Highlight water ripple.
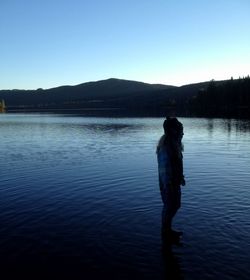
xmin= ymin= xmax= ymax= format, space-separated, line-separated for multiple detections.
xmin=0 ymin=115 xmax=250 ymax=279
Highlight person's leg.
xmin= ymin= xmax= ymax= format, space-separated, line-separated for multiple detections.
xmin=170 ymin=188 xmax=181 ymax=217
xmin=161 ymin=203 xmax=180 ymax=244
xmin=161 ymin=184 xmax=182 ymax=236
xmin=170 ymin=186 xmax=182 ymax=236
xmin=162 ymin=203 xmax=172 ymax=233
xmin=161 ymin=184 xmax=173 ymax=235
xmin=161 ymin=184 xmax=176 ymax=235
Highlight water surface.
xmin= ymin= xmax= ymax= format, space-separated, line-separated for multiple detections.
xmin=0 ymin=114 xmax=250 ymax=279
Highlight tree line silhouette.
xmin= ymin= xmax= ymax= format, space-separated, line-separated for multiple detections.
xmin=0 ymin=77 xmax=249 ymax=118
xmin=188 ymin=76 xmax=250 ymax=118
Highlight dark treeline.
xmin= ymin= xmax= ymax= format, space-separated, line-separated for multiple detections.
xmin=0 ymin=77 xmax=249 ymax=118
xmin=188 ymin=76 xmax=250 ymax=118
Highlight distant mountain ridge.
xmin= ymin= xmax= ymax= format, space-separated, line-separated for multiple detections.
xmin=73 ymin=78 xmax=174 ymax=91
xmin=0 ymin=77 xmax=249 ymax=118
xmin=45 ymin=78 xmax=175 ymax=100
xmin=0 ymin=78 xmax=176 ymax=110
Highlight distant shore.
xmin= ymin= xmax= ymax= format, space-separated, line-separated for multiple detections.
xmin=1 ymin=77 xmax=250 ymax=119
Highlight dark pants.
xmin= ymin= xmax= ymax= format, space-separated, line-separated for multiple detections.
xmin=160 ymin=181 xmax=181 ymax=231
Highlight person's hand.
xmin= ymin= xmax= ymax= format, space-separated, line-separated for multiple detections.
xmin=181 ymin=178 xmax=186 ymax=186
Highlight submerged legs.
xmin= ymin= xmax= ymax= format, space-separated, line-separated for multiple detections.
xmin=161 ymin=185 xmax=182 ymax=241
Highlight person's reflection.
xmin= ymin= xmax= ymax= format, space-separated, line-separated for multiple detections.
xmin=161 ymin=236 xmax=183 ymax=280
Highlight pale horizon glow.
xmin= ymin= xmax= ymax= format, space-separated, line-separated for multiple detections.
xmin=0 ymin=0 xmax=249 ymax=90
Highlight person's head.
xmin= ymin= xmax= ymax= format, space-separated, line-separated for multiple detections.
xmin=163 ymin=117 xmax=184 ymax=142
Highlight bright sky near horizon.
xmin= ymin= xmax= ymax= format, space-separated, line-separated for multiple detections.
xmin=0 ymin=0 xmax=249 ymax=90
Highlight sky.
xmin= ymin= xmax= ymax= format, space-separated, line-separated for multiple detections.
xmin=0 ymin=0 xmax=249 ymax=90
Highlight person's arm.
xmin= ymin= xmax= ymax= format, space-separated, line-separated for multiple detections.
xmin=171 ymin=154 xmax=185 ymax=187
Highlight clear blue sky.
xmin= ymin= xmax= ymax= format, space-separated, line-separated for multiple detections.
xmin=0 ymin=0 xmax=249 ymax=89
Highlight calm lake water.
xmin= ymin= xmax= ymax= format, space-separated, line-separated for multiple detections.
xmin=0 ymin=114 xmax=250 ymax=279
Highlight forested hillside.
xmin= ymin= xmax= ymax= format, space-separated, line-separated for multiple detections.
xmin=189 ymin=77 xmax=250 ymax=118
xmin=0 ymin=77 xmax=249 ymax=118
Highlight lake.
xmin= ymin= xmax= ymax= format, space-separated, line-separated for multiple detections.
xmin=0 ymin=114 xmax=249 ymax=279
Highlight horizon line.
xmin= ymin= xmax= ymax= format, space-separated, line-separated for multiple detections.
xmin=1 ymin=75 xmax=249 ymax=91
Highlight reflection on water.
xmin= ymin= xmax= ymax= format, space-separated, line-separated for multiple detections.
xmin=162 ymin=240 xmax=183 ymax=280
xmin=0 ymin=114 xmax=250 ymax=279
xmin=205 ymin=118 xmax=250 ymax=135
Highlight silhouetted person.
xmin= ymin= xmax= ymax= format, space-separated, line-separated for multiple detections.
xmin=156 ymin=117 xmax=185 ymax=242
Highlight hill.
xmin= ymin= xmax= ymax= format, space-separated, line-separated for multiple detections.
xmin=0 ymin=78 xmax=175 ymax=116
xmin=0 ymin=77 xmax=249 ymax=118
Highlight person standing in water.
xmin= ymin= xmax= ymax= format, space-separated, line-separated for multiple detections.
xmin=156 ymin=117 xmax=185 ymax=241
